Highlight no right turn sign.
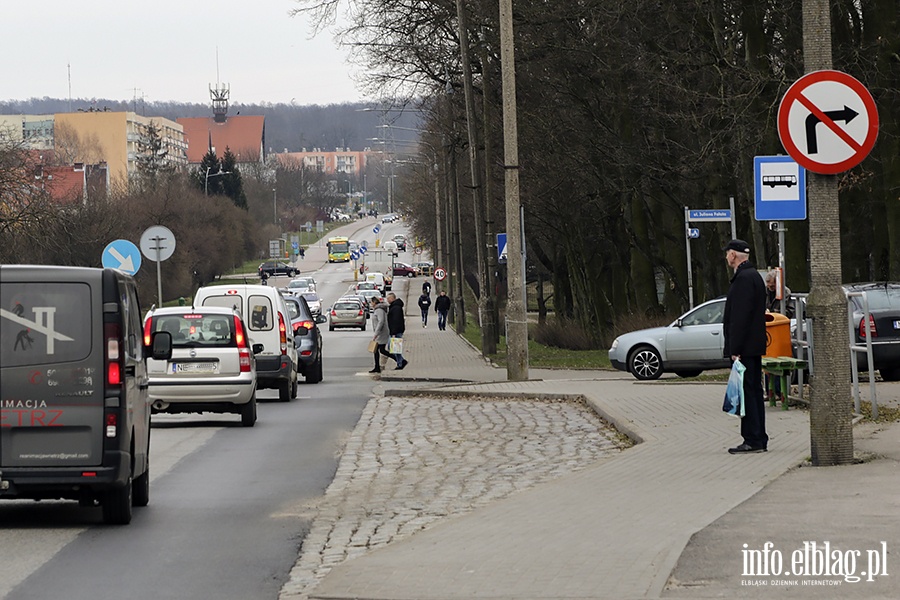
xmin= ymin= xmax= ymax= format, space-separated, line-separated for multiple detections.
xmin=777 ymin=70 xmax=878 ymax=175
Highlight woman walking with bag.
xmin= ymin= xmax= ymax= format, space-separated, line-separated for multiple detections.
xmin=368 ymin=297 xmax=394 ymax=373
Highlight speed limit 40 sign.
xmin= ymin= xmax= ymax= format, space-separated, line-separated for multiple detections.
xmin=433 ymin=267 xmax=447 ymax=281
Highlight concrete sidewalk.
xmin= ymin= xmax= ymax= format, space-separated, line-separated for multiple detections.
xmin=294 ymin=275 xmax=899 ymax=599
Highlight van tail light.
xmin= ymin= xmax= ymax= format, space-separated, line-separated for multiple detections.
xmin=105 ymin=412 xmax=117 ymax=438
xmin=143 ymin=318 xmax=152 ymax=346
xmin=104 ymin=322 xmax=123 ymax=387
xmin=233 ymin=315 xmax=247 ymax=348
xmin=859 ymin=315 xmax=878 ymax=338
xmin=278 ymin=312 xmax=287 ymax=355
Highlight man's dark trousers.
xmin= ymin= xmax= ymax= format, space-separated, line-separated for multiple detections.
xmin=740 ymin=355 xmax=768 ymax=449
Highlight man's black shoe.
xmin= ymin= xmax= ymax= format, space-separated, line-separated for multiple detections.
xmin=396 ymin=360 xmax=408 ymax=370
xmin=368 ymin=369 xmax=381 ymax=374
xmin=728 ymin=444 xmax=767 ymax=454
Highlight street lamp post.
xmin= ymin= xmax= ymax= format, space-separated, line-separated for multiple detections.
xmin=272 ymin=188 xmax=277 ymax=225
xmin=205 ymin=167 xmax=232 ymax=196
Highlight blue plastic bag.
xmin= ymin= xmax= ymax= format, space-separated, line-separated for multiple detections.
xmin=723 ymin=360 xmax=746 ymax=418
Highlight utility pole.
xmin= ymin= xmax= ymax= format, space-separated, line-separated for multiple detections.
xmin=499 ymin=0 xmax=527 ymax=380
xmin=802 ymin=0 xmax=853 ymax=465
xmin=455 ymin=0 xmax=496 ymax=355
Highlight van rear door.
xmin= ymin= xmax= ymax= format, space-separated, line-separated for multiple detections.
xmin=1 ymin=278 xmax=105 ymax=468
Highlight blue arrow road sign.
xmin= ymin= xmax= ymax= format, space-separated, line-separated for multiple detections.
xmin=360 ymin=245 xmax=368 ymax=254
xmin=350 ymin=251 xmax=360 ymax=261
xmin=373 ymin=225 xmax=381 ymax=234
xmin=754 ymin=155 xmax=806 ymax=221
xmin=102 ymin=239 xmax=141 ymax=275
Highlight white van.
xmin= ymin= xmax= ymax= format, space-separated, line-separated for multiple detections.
xmin=193 ymin=284 xmax=298 ymax=401
xmin=366 ymin=272 xmax=388 ymax=293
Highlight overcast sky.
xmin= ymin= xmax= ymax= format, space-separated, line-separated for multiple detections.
xmin=0 ymin=1 xmax=363 ymax=106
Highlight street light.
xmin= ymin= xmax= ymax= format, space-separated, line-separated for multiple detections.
xmin=272 ymin=188 xmax=277 ymax=225
xmin=205 ymin=167 xmax=232 ymax=196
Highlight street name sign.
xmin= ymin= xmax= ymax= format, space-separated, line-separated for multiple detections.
xmin=778 ymin=70 xmax=878 ymax=174
xmin=687 ymin=209 xmax=731 ymax=222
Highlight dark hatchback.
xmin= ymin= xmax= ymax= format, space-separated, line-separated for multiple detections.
xmin=844 ymin=282 xmax=900 ymax=381
xmin=282 ymin=294 xmax=326 ymax=383
xmin=259 ymin=261 xmax=299 ymax=278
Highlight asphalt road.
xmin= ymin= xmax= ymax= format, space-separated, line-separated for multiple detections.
xmin=0 ymin=260 xmax=379 ymax=600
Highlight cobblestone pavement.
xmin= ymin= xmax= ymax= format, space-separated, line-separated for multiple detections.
xmin=279 ymin=394 xmax=627 ymax=599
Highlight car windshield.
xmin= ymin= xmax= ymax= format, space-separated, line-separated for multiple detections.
xmin=335 ymin=302 xmax=359 ymax=311
xmin=288 ymin=280 xmax=308 ymax=288
xmin=848 ymin=286 xmax=900 ymax=311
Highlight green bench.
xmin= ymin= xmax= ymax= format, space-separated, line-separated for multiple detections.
xmin=761 ymin=356 xmax=809 ymax=410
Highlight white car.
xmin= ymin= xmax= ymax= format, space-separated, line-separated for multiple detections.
xmin=144 ymin=306 xmax=258 ymax=426
xmin=608 ymin=298 xmax=730 ymax=380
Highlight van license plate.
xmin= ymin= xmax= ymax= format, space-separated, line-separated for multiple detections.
xmin=172 ymin=362 xmax=217 ymax=374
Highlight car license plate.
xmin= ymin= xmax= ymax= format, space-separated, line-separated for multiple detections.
xmin=172 ymin=362 xmax=217 ymax=374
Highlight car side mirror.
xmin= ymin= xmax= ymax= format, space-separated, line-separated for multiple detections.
xmin=252 ymin=343 xmax=264 ymax=355
xmin=316 ymin=314 xmax=327 ymax=324
xmin=151 ymin=331 xmax=173 ymax=361
xmin=675 ymin=318 xmax=684 ymax=327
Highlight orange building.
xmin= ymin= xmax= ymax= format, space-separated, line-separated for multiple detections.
xmin=275 ymin=149 xmax=370 ymax=176
xmin=177 ymin=115 xmax=266 ymax=165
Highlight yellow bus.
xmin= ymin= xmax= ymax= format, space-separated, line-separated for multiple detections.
xmin=327 ymin=236 xmax=350 ymax=262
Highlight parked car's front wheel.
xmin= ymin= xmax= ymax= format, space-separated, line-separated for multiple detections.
xmin=628 ymin=346 xmax=663 ymax=380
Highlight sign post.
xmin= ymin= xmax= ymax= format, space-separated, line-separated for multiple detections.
xmin=684 ymin=205 xmax=735 ymax=309
xmin=140 ymin=226 xmax=176 ymax=307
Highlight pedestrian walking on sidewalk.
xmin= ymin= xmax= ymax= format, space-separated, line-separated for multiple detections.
xmin=722 ymin=239 xmax=768 ymax=454
xmin=386 ymin=292 xmax=408 ymax=370
xmin=422 ymin=281 xmax=431 ymax=296
xmin=417 ymin=291 xmax=432 ymax=328
xmin=368 ymin=296 xmax=393 ymax=373
xmin=434 ymin=290 xmax=451 ymax=331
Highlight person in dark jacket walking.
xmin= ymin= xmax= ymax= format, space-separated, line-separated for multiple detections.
xmin=386 ymin=292 xmax=408 ymax=369
xmin=417 ymin=292 xmax=432 ymax=327
xmin=368 ymin=297 xmax=394 ymax=373
xmin=434 ymin=290 xmax=451 ymax=331
xmin=722 ymin=239 xmax=768 ymax=454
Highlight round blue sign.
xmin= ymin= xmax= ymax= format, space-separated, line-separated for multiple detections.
xmin=102 ymin=239 xmax=142 ymax=275
xmin=350 ymin=251 xmax=360 ymax=261
xmin=360 ymin=245 xmax=368 ymax=254
xmin=373 ymin=225 xmax=381 ymax=234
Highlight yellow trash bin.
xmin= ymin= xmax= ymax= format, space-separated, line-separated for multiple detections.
xmin=764 ymin=312 xmax=792 ymax=358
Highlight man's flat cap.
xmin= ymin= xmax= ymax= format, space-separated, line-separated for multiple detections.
xmin=723 ymin=239 xmax=751 ymax=253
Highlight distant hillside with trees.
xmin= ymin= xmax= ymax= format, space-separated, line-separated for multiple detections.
xmin=0 ymin=97 xmax=421 ymax=154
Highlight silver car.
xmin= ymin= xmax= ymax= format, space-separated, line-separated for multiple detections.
xmin=144 ymin=306 xmax=259 ymax=426
xmin=608 ymin=298 xmax=729 ymax=380
xmin=329 ymin=298 xmax=367 ymax=331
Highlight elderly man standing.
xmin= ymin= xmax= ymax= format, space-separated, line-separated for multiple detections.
xmin=722 ymin=239 xmax=768 ymax=454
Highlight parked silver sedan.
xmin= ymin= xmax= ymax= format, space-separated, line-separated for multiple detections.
xmin=608 ymin=298 xmax=729 ymax=380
